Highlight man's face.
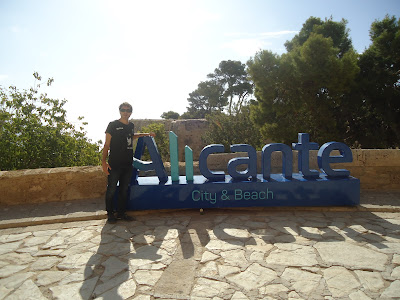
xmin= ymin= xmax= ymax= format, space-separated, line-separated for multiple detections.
xmin=120 ymin=106 xmax=132 ymax=118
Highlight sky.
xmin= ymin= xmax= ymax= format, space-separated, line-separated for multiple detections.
xmin=1 ymin=0 xmax=399 ymax=144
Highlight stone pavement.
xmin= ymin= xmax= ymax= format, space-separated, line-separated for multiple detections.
xmin=0 ymin=191 xmax=400 ymax=299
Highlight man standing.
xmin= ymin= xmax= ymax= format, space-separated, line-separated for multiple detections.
xmin=102 ymin=102 xmax=155 ymax=223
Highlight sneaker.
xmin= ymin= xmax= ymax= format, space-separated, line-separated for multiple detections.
xmin=117 ymin=213 xmax=135 ymax=221
xmin=107 ymin=213 xmax=117 ymax=224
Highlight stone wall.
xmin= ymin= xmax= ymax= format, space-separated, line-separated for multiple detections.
xmin=0 ymin=149 xmax=399 ymax=206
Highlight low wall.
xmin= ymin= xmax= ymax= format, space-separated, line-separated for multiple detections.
xmin=0 ymin=149 xmax=399 ymax=206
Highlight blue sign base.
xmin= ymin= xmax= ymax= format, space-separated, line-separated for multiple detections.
xmin=127 ymin=174 xmax=360 ymax=210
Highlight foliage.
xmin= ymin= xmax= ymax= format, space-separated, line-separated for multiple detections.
xmin=139 ymin=122 xmax=169 ymax=161
xmin=160 ymin=111 xmax=180 ymax=119
xmin=0 ymin=73 xmax=101 ymax=170
xmin=353 ymin=15 xmax=400 ymax=148
xmin=248 ymin=15 xmax=400 ymax=148
xmin=207 ymin=60 xmax=253 ymax=115
xmin=183 ymin=80 xmax=228 ymax=119
xmin=247 ymin=17 xmax=360 ymax=145
xmin=202 ymin=105 xmax=263 ymax=151
xmin=285 ymin=16 xmax=352 ymax=57
xmin=183 ymin=60 xmax=253 ymax=119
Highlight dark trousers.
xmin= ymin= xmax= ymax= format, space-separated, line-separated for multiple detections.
xmin=105 ymin=166 xmax=133 ymax=215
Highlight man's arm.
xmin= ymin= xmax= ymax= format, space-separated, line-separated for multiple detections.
xmin=102 ymin=133 xmax=112 ymax=175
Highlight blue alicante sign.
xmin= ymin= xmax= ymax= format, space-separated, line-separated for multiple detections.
xmin=126 ymin=132 xmax=360 ymax=210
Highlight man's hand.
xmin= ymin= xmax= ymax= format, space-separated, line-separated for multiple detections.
xmin=102 ymin=162 xmax=111 ymax=175
xmin=149 ymin=132 xmax=156 ymax=137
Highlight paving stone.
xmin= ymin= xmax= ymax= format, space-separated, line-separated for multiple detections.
xmin=268 ymin=221 xmax=300 ymax=236
xmin=137 ymin=262 xmax=166 ymax=270
xmin=288 ymin=290 xmax=302 ymax=298
xmin=0 ymin=265 xmax=27 ymax=278
xmin=281 ymin=267 xmax=322 ymax=298
xmin=59 ymin=267 xmax=93 ymax=285
xmin=95 ymin=278 xmax=137 ymax=299
xmin=391 ymin=266 xmax=400 ymax=278
xmin=380 ymin=280 xmax=400 ymax=298
xmin=199 ymin=261 xmax=218 ymax=277
xmin=214 ymin=224 xmax=251 ymax=239
xmin=153 ymin=227 xmax=179 ymax=241
xmin=0 ymin=232 xmax=31 ymax=243
xmin=101 ymin=256 xmax=129 ymax=281
xmin=23 ymin=236 xmax=49 ymax=247
xmin=206 ymin=239 xmax=244 ymax=251
xmin=31 ymin=256 xmax=60 ymax=271
xmin=191 ymin=277 xmax=232 ymax=298
xmin=15 ymin=245 xmax=38 ymax=253
xmin=32 ymin=229 xmax=58 ymax=237
xmin=33 ymin=249 xmax=64 ymax=256
xmin=55 ymin=227 xmax=81 ymax=238
xmin=94 ymin=270 xmax=131 ymax=296
xmin=221 ymin=249 xmax=247 ymax=266
xmin=259 ymin=283 xmax=289 ymax=295
xmin=41 ymin=236 xmax=65 ymax=249
xmin=200 ymin=251 xmax=219 ymax=263
xmin=354 ymin=270 xmax=385 ymax=292
xmin=58 ymin=243 xmax=97 ymax=257
xmin=129 ymin=245 xmax=171 ymax=268
xmin=6 ymin=279 xmax=46 ymax=300
xmin=58 ymin=252 xmax=100 ymax=270
xmin=315 ymin=241 xmax=388 ymax=271
xmin=245 ymin=237 xmax=274 ymax=253
xmin=249 ymin=251 xmax=265 ymax=261
xmin=227 ymin=263 xmax=277 ymax=290
xmin=231 ymin=291 xmax=250 ymax=299
xmin=133 ymin=295 xmax=151 ymax=300
xmin=50 ymin=276 xmax=98 ymax=300
xmin=349 ymin=290 xmax=372 ymax=300
xmin=35 ymin=270 xmax=70 ymax=286
xmin=323 ymin=266 xmax=360 ymax=298
xmin=154 ymin=259 xmax=197 ymax=298
xmin=367 ymin=241 xmax=400 ymax=254
xmin=0 ymin=241 xmax=23 ymax=255
xmin=393 ymin=254 xmax=400 ymax=264
xmin=218 ymin=265 xmax=240 ymax=277
xmin=0 ymin=285 xmax=12 ymax=300
xmin=1 ymin=252 xmax=35 ymax=264
xmin=134 ymin=270 xmax=163 ymax=285
xmin=157 ymin=239 xmax=178 ymax=255
xmin=0 ymin=272 xmax=34 ymax=289
xmin=300 ymin=226 xmax=325 ymax=239
xmin=266 ymin=244 xmax=318 ymax=266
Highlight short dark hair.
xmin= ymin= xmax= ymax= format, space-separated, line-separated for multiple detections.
xmin=119 ymin=102 xmax=132 ymax=111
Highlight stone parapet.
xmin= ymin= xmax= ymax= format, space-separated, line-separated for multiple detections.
xmin=0 ymin=166 xmax=106 ymax=206
xmin=0 ymin=149 xmax=399 ymax=206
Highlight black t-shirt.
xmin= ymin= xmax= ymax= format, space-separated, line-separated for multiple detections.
xmin=106 ymin=120 xmax=135 ymax=168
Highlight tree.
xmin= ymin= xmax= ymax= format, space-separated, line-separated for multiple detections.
xmin=354 ymin=15 xmax=400 ymax=148
xmin=182 ymin=60 xmax=253 ymax=119
xmin=183 ymin=80 xmax=228 ymax=119
xmin=207 ymin=60 xmax=253 ymax=115
xmin=161 ymin=111 xmax=180 ymax=119
xmin=285 ymin=16 xmax=352 ymax=58
xmin=247 ymin=17 xmax=359 ymax=145
xmin=138 ymin=123 xmax=169 ymax=161
xmin=0 ymin=73 xmax=101 ymax=170
xmin=202 ymin=104 xmax=263 ymax=151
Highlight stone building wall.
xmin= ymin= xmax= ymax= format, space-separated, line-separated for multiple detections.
xmin=0 ymin=149 xmax=399 ymax=206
